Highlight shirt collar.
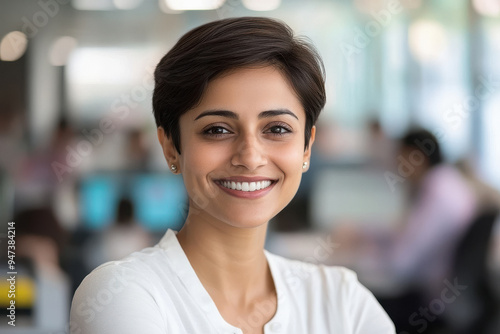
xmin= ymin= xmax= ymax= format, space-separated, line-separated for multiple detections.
xmin=159 ymin=229 xmax=289 ymax=333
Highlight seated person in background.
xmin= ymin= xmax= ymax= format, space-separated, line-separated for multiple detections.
xmin=348 ymin=129 xmax=478 ymax=331
xmin=83 ymin=197 xmax=153 ymax=269
xmin=13 ymin=207 xmax=71 ymax=332
xmin=384 ymin=129 xmax=477 ymax=296
xmin=100 ymin=197 xmax=153 ymax=261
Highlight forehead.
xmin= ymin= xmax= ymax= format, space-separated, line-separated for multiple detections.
xmin=187 ymin=66 xmax=305 ymax=119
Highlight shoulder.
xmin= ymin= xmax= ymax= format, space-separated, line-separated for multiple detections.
xmin=423 ymin=165 xmax=476 ymax=210
xmin=78 ymin=244 xmax=168 ymax=289
xmin=268 ymin=252 xmax=371 ymax=302
xmin=266 ymin=252 xmax=396 ymax=333
xmin=70 ymin=246 xmax=169 ymax=334
xmin=424 ymin=165 xmax=471 ymax=195
xmin=266 ymin=250 xmax=362 ymax=289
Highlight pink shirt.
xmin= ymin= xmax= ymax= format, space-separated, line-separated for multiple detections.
xmin=390 ymin=165 xmax=477 ymax=293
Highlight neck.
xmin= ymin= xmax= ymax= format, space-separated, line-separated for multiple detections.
xmin=176 ymin=210 xmax=273 ymax=306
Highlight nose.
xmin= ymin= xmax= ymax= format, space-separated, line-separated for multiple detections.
xmin=231 ymin=133 xmax=267 ymax=171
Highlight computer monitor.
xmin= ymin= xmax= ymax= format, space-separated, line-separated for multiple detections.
xmin=79 ymin=173 xmax=188 ymax=232
xmin=130 ymin=174 xmax=187 ymax=232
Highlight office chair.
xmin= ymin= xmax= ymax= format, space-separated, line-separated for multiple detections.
xmin=443 ymin=207 xmax=500 ymax=334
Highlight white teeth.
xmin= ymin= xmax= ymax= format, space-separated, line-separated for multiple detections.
xmin=219 ymin=180 xmax=273 ymax=192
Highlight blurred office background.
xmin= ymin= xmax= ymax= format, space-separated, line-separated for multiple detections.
xmin=0 ymin=0 xmax=499 ymax=333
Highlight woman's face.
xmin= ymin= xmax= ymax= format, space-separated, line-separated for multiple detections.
xmin=159 ymin=66 xmax=315 ymax=228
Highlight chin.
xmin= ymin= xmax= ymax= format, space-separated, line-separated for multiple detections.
xmin=226 ymin=214 xmax=273 ymax=229
xmin=217 ymin=207 xmax=278 ymax=229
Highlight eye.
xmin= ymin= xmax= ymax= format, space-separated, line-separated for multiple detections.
xmin=269 ymin=126 xmax=288 ymax=134
xmin=203 ymin=126 xmax=232 ymax=137
xmin=265 ymin=123 xmax=292 ymax=136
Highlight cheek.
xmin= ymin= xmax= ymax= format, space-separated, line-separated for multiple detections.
xmin=179 ymin=141 xmax=228 ymax=195
xmin=269 ymin=143 xmax=305 ymax=211
xmin=179 ymin=154 xmax=213 ymax=211
xmin=182 ymin=140 xmax=232 ymax=172
xmin=271 ymin=142 xmax=305 ymax=177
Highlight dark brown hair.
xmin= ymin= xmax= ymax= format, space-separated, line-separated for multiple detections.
xmin=401 ymin=128 xmax=443 ymax=167
xmin=14 ymin=207 xmax=67 ymax=255
xmin=152 ymin=16 xmax=326 ymax=153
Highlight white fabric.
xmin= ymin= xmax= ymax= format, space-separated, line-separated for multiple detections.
xmin=70 ymin=229 xmax=395 ymax=334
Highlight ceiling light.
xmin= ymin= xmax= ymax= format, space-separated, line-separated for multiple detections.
xmin=408 ymin=20 xmax=447 ymax=63
xmin=72 ymin=0 xmax=115 ymax=11
xmin=472 ymin=0 xmax=500 ymax=17
xmin=0 ymin=31 xmax=28 ymax=62
xmin=163 ymin=0 xmax=225 ymax=11
xmin=113 ymin=0 xmax=143 ymax=10
xmin=242 ymin=0 xmax=280 ymax=11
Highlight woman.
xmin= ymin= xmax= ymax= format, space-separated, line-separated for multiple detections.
xmin=70 ymin=16 xmax=395 ymax=334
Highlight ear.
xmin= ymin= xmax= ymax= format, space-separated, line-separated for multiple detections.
xmin=302 ymin=126 xmax=316 ymax=172
xmin=157 ymin=127 xmax=180 ymax=173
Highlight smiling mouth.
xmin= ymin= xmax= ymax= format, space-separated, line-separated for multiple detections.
xmin=215 ymin=180 xmax=275 ymax=192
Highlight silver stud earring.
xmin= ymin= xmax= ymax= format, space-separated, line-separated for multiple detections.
xmin=170 ymin=164 xmax=177 ymax=173
xmin=302 ymin=162 xmax=308 ymax=169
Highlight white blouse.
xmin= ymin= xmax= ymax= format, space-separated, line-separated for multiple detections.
xmin=70 ymin=229 xmax=395 ymax=334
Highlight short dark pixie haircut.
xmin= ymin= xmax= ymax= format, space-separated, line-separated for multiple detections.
xmin=152 ymin=16 xmax=326 ymax=154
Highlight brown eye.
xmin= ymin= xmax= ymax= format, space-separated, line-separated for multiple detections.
xmin=203 ymin=126 xmax=232 ymax=137
xmin=269 ymin=126 xmax=288 ymax=134
xmin=265 ymin=123 xmax=292 ymax=136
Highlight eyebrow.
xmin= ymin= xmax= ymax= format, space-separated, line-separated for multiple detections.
xmin=194 ymin=108 xmax=298 ymax=121
xmin=194 ymin=109 xmax=238 ymax=120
